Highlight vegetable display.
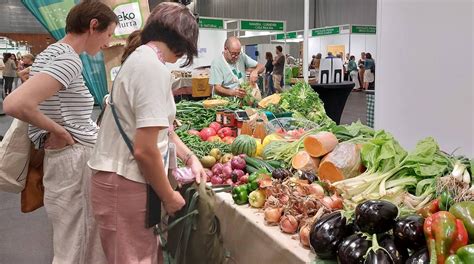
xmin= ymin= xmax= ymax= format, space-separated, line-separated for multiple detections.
xmin=171 ymin=81 xmax=474 ymax=264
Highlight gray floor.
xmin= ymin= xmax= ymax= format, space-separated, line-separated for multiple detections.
xmin=0 ymin=91 xmax=367 ymax=263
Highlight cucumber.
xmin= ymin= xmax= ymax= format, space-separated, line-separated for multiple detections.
xmin=266 ymin=160 xmax=284 ymax=168
xmin=246 ymin=165 xmax=258 ymax=174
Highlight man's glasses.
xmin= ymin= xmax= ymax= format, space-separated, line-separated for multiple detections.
xmin=226 ymin=48 xmax=241 ymax=57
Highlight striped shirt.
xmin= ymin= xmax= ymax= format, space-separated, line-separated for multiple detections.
xmin=28 ymin=43 xmax=98 ymax=148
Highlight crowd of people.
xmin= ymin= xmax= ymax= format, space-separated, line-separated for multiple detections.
xmin=0 ymin=52 xmax=35 ymax=97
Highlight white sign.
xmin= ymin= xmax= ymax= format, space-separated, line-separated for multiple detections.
xmin=113 ymin=1 xmax=143 ymax=37
xmin=110 ymin=66 xmax=121 ymax=81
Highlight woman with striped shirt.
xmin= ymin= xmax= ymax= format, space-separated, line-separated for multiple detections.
xmin=4 ymin=2 xmax=118 ymax=263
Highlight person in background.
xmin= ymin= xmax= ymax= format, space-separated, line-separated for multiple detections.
xmin=326 ymin=52 xmax=334 ymax=58
xmin=3 ymin=2 xmax=118 ymax=263
xmin=264 ymin=51 xmax=274 ymax=95
xmin=88 ymin=3 xmax=204 ymax=263
xmin=2 ymin=53 xmax=16 ymax=97
xmin=314 ymin=53 xmax=322 ymax=70
xmin=0 ymin=55 xmax=4 ymax=87
xmin=209 ymin=36 xmax=265 ymax=98
xmin=11 ymin=54 xmax=20 ymax=90
xmin=272 ymin=45 xmax=285 ymax=93
xmin=363 ymin=53 xmax=375 ymax=90
xmin=285 ymin=53 xmax=296 ymax=65
xmin=18 ymin=53 xmax=35 ymax=82
xmin=121 ymin=30 xmax=142 ymax=64
xmin=348 ymin=55 xmax=360 ymax=91
xmin=309 ymin=55 xmax=316 ymax=70
xmin=358 ymin=52 xmax=366 ymax=85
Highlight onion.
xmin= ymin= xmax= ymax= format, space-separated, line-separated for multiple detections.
xmin=307 ymin=183 xmax=325 ymax=198
xmin=320 ymin=194 xmax=343 ymax=210
xmin=231 ymin=169 xmax=245 ymax=183
xmin=222 ymin=164 xmax=233 ymax=179
xmin=280 ymin=215 xmax=299 ymax=234
xmin=204 ymin=168 xmax=213 ymax=182
xmin=299 ymin=224 xmax=311 ymax=247
xmin=279 ymin=194 xmax=289 ymax=204
xmin=211 ymin=163 xmax=224 ymax=175
xmin=210 ymin=176 xmax=223 ymax=185
xmin=231 ymin=156 xmax=246 ymax=170
xmin=239 ymin=175 xmax=249 ymax=184
xmin=264 ymin=207 xmax=283 ymax=225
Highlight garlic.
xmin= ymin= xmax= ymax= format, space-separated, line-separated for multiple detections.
xmin=463 ymin=170 xmax=471 ymax=184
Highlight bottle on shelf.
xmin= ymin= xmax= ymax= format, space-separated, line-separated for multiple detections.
xmin=253 ymin=119 xmax=267 ymax=142
xmin=240 ymin=120 xmax=253 ymax=136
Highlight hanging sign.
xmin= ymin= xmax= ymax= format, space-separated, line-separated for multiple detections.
xmin=199 ymin=18 xmax=224 ymax=29
xmin=276 ymin=32 xmax=298 ymax=40
xmin=240 ymin=20 xmax=284 ymax=31
xmin=352 ymin=25 xmax=376 ymax=34
xmin=113 ymin=1 xmax=144 ymax=37
xmin=312 ymin=26 xmax=340 ymax=37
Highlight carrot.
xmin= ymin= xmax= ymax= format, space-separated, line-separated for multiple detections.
xmin=303 ymin=131 xmax=338 ymax=157
xmin=318 ymin=142 xmax=362 ymax=183
xmin=291 ymin=151 xmax=316 ymax=172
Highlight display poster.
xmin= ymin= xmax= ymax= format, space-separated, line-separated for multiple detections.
xmin=101 ymin=0 xmax=150 ymax=44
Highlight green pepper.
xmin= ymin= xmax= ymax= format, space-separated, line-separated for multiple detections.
xmin=418 ymin=198 xmax=440 ymax=218
xmin=450 ymin=201 xmax=474 ymax=242
xmin=232 ymin=185 xmax=249 ymax=205
xmin=445 ymin=244 xmax=474 ymax=264
xmin=247 ymin=173 xmax=259 ymax=192
xmin=440 ymin=191 xmax=454 ymax=211
xmin=424 ymin=211 xmax=469 ymax=264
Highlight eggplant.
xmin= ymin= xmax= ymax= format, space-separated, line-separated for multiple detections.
xmin=405 ymin=247 xmax=429 ymax=264
xmin=393 ymin=215 xmax=425 ymax=250
xmin=272 ymin=168 xmax=291 ymax=180
xmin=378 ymin=234 xmax=408 ymax=264
xmin=337 ymin=234 xmax=372 ymax=264
xmin=365 ymin=249 xmax=393 ymax=264
xmin=355 ymin=200 xmax=398 ymax=234
xmin=300 ymin=171 xmax=317 ymax=183
xmin=310 ymin=211 xmax=351 ymax=259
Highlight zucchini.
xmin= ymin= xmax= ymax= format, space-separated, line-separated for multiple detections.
xmin=266 ymin=160 xmax=284 ymax=168
xmin=244 ymin=156 xmax=262 ymax=168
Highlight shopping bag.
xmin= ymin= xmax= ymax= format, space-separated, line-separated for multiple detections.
xmin=21 ymin=145 xmax=44 ymax=213
xmin=0 ymin=119 xmax=31 ymax=193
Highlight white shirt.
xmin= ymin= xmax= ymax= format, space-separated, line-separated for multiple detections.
xmin=88 ymin=45 xmax=175 ymax=183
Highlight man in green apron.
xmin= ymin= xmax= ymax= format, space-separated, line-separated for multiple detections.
xmin=209 ymin=36 xmax=265 ymax=98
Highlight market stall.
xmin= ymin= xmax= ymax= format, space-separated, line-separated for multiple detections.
xmin=174 ymin=80 xmax=474 ymax=264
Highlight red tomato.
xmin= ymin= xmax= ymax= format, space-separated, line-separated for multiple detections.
xmin=217 ymin=127 xmax=233 ymax=138
xmin=209 ymin=122 xmax=222 ymax=133
xmin=199 ymin=128 xmax=216 ymax=141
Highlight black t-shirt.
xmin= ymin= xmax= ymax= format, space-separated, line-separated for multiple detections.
xmin=265 ymin=59 xmax=274 ymax=73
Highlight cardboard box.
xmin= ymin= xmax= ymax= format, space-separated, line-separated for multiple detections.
xmin=102 ymin=44 xmax=125 ymax=92
xmin=191 ymin=77 xmax=211 ymax=97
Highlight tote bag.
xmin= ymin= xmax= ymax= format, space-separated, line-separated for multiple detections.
xmin=0 ymin=119 xmax=31 ymax=193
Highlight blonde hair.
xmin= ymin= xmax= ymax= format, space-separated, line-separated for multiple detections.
xmin=22 ymin=53 xmax=35 ymax=62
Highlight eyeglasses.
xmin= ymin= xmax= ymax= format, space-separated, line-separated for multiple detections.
xmin=226 ymin=48 xmax=241 ymax=57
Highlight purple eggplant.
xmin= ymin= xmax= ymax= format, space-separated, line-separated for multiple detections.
xmin=378 ymin=234 xmax=408 ymax=264
xmin=405 ymin=247 xmax=429 ymax=264
xmin=310 ymin=211 xmax=351 ymax=259
xmin=337 ymin=234 xmax=372 ymax=264
xmin=355 ymin=200 xmax=398 ymax=234
xmin=393 ymin=215 xmax=425 ymax=250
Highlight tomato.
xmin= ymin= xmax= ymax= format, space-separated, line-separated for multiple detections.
xmin=217 ymin=127 xmax=233 ymax=138
xmin=209 ymin=122 xmax=222 ymax=133
xmin=199 ymin=128 xmax=216 ymax=141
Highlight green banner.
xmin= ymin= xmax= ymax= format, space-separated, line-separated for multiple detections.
xmin=352 ymin=25 xmax=376 ymax=34
xmin=240 ymin=20 xmax=284 ymax=31
xmin=312 ymin=26 xmax=340 ymax=37
xmin=199 ymin=18 xmax=224 ymax=29
xmin=276 ymin=32 xmax=297 ymax=40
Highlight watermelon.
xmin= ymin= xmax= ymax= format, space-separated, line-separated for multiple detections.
xmin=231 ymin=135 xmax=257 ymax=157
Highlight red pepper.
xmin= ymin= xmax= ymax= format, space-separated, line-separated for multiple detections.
xmin=424 ymin=211 xmax=469 ymax=264
xmin=418 ymin=198 xmax=440 ymax=218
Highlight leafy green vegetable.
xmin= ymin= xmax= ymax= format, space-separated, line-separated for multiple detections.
xmin=175 ymin=129 xmax=231 ymax=159
xmin=331 ymin=120 xmax=375 ymax=142
xmin=264 ymin=81 xmax=335 ymax=129
xmin=333 ymin=131 xmax=450 ymax=208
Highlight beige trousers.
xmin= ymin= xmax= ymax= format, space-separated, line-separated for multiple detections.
xmin=273 ymin=74 xmax=283 ymax=93
xmin=43 ymin=144 xmax=106 ymax=264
